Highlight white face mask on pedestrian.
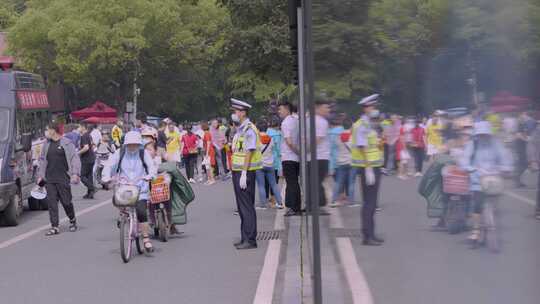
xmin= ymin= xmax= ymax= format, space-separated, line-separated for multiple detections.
xmin=231 ymin=113 xmax=240 ymax=123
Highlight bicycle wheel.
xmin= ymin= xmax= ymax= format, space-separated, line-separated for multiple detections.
xmin=484 ymin=201 xmax=499 ymax=253
xmin=135 ymin=235 xmax=144 ymax=254
xmin=158 ymin=210 xmax=169 ymax=242
xmin=120 ymin=217 xmax=132 ymax=263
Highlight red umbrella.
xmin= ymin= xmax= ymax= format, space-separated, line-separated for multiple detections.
xmin=82 ymin=116 xmax=118 ymax=124
xmin=71 ymin=101 xmax=117 ymax=119
xmin=490 ymin=91 xmax=531 ymax=107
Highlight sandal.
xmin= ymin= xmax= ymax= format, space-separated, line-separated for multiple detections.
xmin=142 ymin=236 xmax=154 ymax=253
xmin=69 ymin=220 xmax=78 ymax=232
xmin=45 ymin=227 xmax=60 ymax=236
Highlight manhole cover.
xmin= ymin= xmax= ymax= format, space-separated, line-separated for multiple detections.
xmin=256 ymin=230 xmax=282 ymax=241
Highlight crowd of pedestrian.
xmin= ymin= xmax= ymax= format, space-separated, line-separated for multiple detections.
xmin=34 ymin=95 xmax=540 ymax=252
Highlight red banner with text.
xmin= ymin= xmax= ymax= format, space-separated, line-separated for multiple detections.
xmin=16 ymin=91 xmax=49 ymax=110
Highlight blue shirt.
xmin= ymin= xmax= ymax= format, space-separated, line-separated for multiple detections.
xmin=64 ymin=132 xmax=80 ymax=149
xmin=329 ymin=126 xmax=344 ymax=173
xmin=267 ymin=128 xmax=282 ymax=172
xmin=103 ymin=148 xmax=157 ymax=200
xmin=460 ymin=139 xmax=513 ymax=191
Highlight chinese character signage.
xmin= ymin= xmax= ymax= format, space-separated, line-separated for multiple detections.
xmin=16 ymin=91 xmax=49 ymax=110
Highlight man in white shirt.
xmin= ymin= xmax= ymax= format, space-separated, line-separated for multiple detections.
xmin=306 ymin=99 xmax=331 ymax=209
xmin=90 ymin=125 xmax=102 ymax=148
xmin=278 ymin=102 xmax=301 ymax=216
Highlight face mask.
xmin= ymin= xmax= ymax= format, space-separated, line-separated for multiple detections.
xmin=142 ymin=138 xmax=152 ymax=146
xmin=369 ymin=110 xmax=380 ymax=118
xmin=231 ymin=113 xmax=240 ymax=123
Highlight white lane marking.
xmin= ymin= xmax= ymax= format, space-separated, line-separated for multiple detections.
xmin=275 ymin=208 xmax=285 ymax=230
xmin=0 ymin=199 xmax=111 ymax=250
xmin=337 ymin=237 xmax=374 ymax=304
xmin=253 ymin=240 xmax=282 ymax=304
xmin=506 ymin=191 xmax=536 ymax=207
xmin=252 ymin=207 xmax=285 ymax=303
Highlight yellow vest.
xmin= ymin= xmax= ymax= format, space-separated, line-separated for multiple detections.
xmin=231 ymin=122 xmax=262 ymax=171
xmin=111 ymin=125 xmax=123 ymax=146
xmin=351 ymin=118 xmax=383 ymax=168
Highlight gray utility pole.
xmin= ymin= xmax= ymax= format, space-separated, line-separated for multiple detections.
xmin=302 ymin=0 xmax=323 ymax=303
xmin=132 ymin=61 xmax=141 ymax=125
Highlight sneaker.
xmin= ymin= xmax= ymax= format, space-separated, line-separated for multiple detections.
xmin=414 ymin=172 xmax=423 ymax=177
xmin=188 ymin=178 xmax=196 ymax=184
xmin=329 ymin=201 xmax=341 ymax=208
xmin=348 ymin=203 xmax=362 ymax=207
xmin=255 ymin=205 xmax=268 ymax=210
xmin=205 ymin=180 xmax=216 ymax=185
xmin=275 ymin=204 xmax=285 ymax=209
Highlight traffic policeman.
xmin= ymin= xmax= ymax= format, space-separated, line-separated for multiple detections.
xmin=351 ymin=94 xmax=385 ymax=246
xmin=230 ymin=98 xmax=263 ymax=250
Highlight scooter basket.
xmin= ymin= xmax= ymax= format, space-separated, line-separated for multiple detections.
xmin=150 ymin=174 xmax=171 ymax=204
xmin=442 ymin=166 xmax=470 ymax=195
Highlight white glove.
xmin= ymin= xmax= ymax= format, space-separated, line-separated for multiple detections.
xmin=366 ymin=167 xmax=375 ymax=186
xmin=239 ymin=170 xmax=248 ymax=190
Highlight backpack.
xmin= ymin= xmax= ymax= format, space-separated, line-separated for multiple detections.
xmin=470 ymin=139 xmax=500 ymax=166
xmin=116 ymin=147 xmax=148 ymax=174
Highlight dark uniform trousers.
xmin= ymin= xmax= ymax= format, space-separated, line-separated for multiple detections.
xmin=46 ymin=183 xmax=76 ymax=227
xmin=232 ymin=171 xmax=257 ymax=245
xmin=358 ymin=167 xmax=382 ymax=240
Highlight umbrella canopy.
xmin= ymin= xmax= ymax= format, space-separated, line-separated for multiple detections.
xmin=71 ymin=101 xmax=117 ymax=119
xmin=82 ymin=116 xmax=118 ymax=124
xmin=490 ymin=91 xmax=531 ymax=107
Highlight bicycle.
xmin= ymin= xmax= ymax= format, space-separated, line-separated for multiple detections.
xmin=472 ymin=194 xmax=499 ymax=253
xmin=150 ymin=173 xmax=172 ymax=243
xmin=112 ymin=177 xmax=147 ymax=263
xmin=471 ymin=173 xmax=504 ymax=253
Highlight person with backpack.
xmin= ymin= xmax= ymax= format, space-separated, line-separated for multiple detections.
xmin=460 ymin=121 xmax=512 ymax=242
xmin=331 ymin=118 xmax=357 ymax=207
xmin=254 ymin=120 xmax=284 ymax=209
xmin=102 ymin=131 xmax=157 ymax=252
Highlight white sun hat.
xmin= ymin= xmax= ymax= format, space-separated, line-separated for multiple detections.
xmin=474 ymin=121 xmax=492 ymax=136
xmin=123 ymin=131 xmax=142 ymax=145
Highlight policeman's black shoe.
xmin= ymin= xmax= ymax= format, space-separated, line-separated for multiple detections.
xmin=233 ymin=240 xmax=244 ymax=247
xmin=362 ymin=239 xmax=382 ymax=246
xmin=235 ymin=242 xmax=258 ymax=250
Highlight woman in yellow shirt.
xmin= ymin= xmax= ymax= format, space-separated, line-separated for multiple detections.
xmin=165 ymin=123 xmax=181 ymax=162
xmin=426 ymin=117 xmax=443 ymax=161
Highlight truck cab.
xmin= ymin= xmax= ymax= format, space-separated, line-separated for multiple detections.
xmin=0 ymin=57 xmax=50 ymax=226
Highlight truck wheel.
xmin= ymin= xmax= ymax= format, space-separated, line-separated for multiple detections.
xmin=1 ymin=193 xmax=22 ymax=226
xmin=28 ymin=197 xmax=40 ymax=211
